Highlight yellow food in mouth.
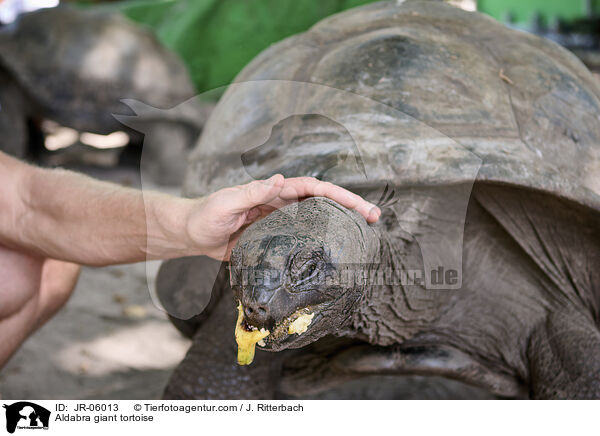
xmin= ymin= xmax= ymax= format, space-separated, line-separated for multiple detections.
xmin=234 ymin=303 xmax=269 ymax=365
xmin=288 ymin=312 xmax=314 ymax=335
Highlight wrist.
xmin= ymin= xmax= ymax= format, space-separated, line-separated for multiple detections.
xmin=147 ymin=194 xmax=203 ymax=259
xmin=1 ymin=157 xmax=36 ymax=250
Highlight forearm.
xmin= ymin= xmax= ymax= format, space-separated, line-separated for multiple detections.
xmin=0 ymin=153 xmax=200 ymax=266
xmin=1 ymin=152 xmax=380 ymax=266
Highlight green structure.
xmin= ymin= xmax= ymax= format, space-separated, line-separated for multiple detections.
xmin=103 ymin=0 xmax=377 ymax=95
xmin=477 ymin=0 xmax=599 ymax=27
xmin=96 ymin=0 xmax=600 ymax=95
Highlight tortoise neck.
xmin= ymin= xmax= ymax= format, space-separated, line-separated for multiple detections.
xmin=348 ymin=230 xmax=444 ymax=345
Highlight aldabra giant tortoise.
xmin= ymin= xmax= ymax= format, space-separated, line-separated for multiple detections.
xmin=0 ymin=6 xmax=205 ymax=184
xmin=158 ymin=0 xmax=600 ymax=399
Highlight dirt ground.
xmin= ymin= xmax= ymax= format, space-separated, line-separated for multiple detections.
xmin=0 ymin=161 xmax=191 ymax=400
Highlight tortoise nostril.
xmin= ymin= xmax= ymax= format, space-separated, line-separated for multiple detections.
xmin=243 ymin=303 xmax=270 ymax=328
xmin=244 ymin=304 xmax=266 ymax=315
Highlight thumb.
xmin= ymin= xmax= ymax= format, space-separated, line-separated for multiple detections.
xmin=231 ymin=174 xmax=284 ymax=212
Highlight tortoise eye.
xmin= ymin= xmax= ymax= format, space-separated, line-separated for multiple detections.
xmin=288 ymin=247 xmax=327 ymax=286
xmin=295 ymin=260 xmax=320 ymax=284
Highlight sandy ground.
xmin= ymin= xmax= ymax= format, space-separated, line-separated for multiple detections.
xmin=0 ymin=161 xmax=191 ymax=400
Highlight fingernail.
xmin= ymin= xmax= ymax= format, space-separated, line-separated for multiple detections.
xmin=368 ymin=205 xmax=381 ymax=221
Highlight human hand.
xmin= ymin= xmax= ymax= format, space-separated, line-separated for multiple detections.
xmin=186 ymin=174 xmax=381 ymax=261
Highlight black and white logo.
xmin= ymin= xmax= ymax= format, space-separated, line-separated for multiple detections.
xmin=3 ymin=402 xmax=50 ymax=433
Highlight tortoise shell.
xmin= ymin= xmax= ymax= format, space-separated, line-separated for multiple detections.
xmin=0 ymin=6 xmax=197 ymax=133
xmin=183 ymin=0 xmax=600 ymax=214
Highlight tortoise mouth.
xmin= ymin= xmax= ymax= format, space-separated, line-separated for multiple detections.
xmin=241 ymin=302 xmax=325 ymax=350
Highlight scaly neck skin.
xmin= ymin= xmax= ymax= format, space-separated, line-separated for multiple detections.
xmin=344 ymin=227 xmax=449 ymax=346
xmin=340 ymin=206 xmax=539 ymax=381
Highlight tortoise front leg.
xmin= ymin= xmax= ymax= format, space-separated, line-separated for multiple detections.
xmin=327 ymin=343 xmax=526 ymax=398
xmin=163 ymin=285 xmax=284 ymax=399
xmin=527 ymin=308 xmax=600 ymax=399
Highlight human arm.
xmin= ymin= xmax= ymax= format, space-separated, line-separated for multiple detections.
xmin=0 ymin=151 xmax=380 ymax=265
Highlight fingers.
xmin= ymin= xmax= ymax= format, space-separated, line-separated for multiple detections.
xmin=229 ymin=174 xmax=284 ymax=213
xmin=280 ymin=177 xmax=381 ymax=223
xmin=224 ymin=174 xmax=380 ymax=224
xmin=196 ymin=175 xmax=379 ymax=262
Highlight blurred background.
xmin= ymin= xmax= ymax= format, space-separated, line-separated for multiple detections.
xmin=4 ymin=0 xmax=598 ymax=91
xmin=0 ymin=0 xmax=599 ymax=399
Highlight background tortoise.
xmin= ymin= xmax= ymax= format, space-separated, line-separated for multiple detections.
xmin=157 ymin=0 xmax=600 ymax=399
xmin=0 ymin=6 xmax=205 ymax=184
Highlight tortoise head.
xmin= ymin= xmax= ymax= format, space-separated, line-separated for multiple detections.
xmin=230 ymin=196 xmax=379 ymax=352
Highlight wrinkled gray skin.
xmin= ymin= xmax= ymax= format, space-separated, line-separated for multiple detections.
xmin=0 ymin=6 xmax=205 ymax=184
xmin=159 ymin=0 xmax=600 ymax=399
